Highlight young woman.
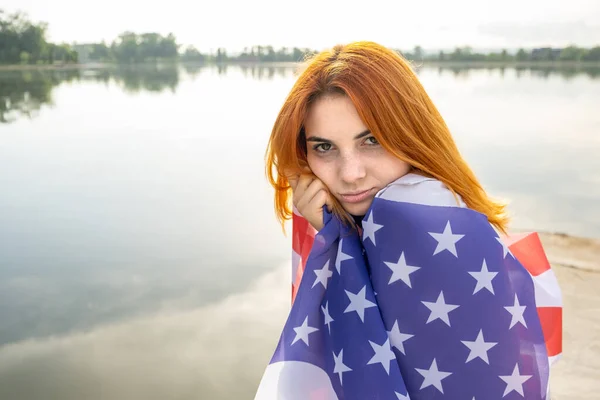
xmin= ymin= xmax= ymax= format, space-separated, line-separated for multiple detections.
xmin=256 ymin=41 xmax=561 ymax=400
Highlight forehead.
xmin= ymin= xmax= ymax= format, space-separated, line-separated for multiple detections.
xmin=304 ymin=94 xmax=368 ymax=138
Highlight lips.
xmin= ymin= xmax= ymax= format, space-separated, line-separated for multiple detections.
xmin=339 ymin=188 xmax=375 ymax=204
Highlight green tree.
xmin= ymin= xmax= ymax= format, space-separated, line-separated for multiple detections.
xmin=516 ymin=48 xmax=528 ymax=62
xmin=413 ymin=46 xmax=423 ymax=60
xmin=112 ymin=32 xmax=141 ymax=63
xmin=181 ymin=46 xmax=206 ymax=63
xmin=582 ymin=46 xmax=600 ymax=61
xmin=560 ymin=45 xmax=585 ymax=61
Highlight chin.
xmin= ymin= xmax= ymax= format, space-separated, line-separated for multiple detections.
xmin=341 ymin=200 xmax=373 ymax=217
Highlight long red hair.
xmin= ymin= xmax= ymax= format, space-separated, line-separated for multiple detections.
xmin=265 ymin=41 xmax=510 ymax=234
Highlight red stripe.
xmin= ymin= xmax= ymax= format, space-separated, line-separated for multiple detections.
xmin=538 ymin=307 xmax=563 ymax=356
xmin=505 ymin=232 xmax=551 ymax=276
xmin=292 ymin=214 xmax=315 ymax=304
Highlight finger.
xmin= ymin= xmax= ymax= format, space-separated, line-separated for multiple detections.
xmin=296 ymin=174 xmax=315 ymax=197
xmin=287 ymin=175 xmax=299 ymax=192
xmin=314 ymin=190 xmax=331 ymax=213
xmin=296 ymin=179 xmax=323 ymax=212
xmin=297 ymin=187 xmax=328 ymax=215
xmin=303 ymin=179 xmax=329 ymax=209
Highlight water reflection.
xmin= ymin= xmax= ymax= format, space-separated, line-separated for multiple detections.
xmin=425 ymin=64 xmax=600 ymax=80
xmin=2 ymin=64 xmax=599 ymax=124
xmin=181 ymin=63 xmax=205 ymax=78
xmin=0 ymin=262 xmax=290 ymax=400
xmin=0 ymin=70 xmax=79 ymax=123
xmin=0 ymin=65 xmax=180 ymax=123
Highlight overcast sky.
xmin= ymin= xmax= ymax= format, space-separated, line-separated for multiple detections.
xmin=4 ymin=0 xmax=600 ymax=53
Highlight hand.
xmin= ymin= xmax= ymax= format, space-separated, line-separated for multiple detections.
xmin=287 ymin=171 xmax=333 ymax=232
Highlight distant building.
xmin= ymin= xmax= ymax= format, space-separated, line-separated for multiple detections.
xmin=530 ymin=48 xmax=562 ymax=61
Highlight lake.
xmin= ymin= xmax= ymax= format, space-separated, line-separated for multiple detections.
xmin=0 ymin=63 xmax=598 ymax=399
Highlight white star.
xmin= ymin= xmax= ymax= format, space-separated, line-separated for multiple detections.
xmin=384 ymin=252 xmax=421 ymax=288
xmin=422 ymin=291 xmax=460 ymax=326
xmin=415 ymin=359 xmax=452 ymax=394
xmin=321 ymin=301 xmax=334 ymax=334
xmin=387 ymin=320 xmax=414 ymax=355
xmin=496 ymin=237 xmax=513 ymax=258
xmin=344 ymin=286 xmax=377 ymax=322
xmin=333 ymin=349 xmax=352 ymax=385
xmin=428 ymin=221 xmax=464 ymax=257
xmin=291 ymin=316 xmax=319 ymax=346
xmin=468 ymin=259 xmax=498 ymax=295
xmin=499 ymin=363 xmax=532 ymax=397
xmin=335 ymin=239 xmax=353 ymax=274
xmin=362 ymin=210 xmax=384 ymax=246
xmin=312 ymin=260 xmax=333 ymax=289
xmin=395 ymin=392 xmax=410 ymax=400
xmin=367 ymin=338 xmax=396 ymax=375
xmin=461 ymin=329 xmax=498 ymax=364
xmin=504 ymin=294 xmax=528 ymax=329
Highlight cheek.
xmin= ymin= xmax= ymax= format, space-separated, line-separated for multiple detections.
xmin=376 ymin=156 xmax=411 ymax=183
xmin=307 ymin=155 xmax=336 ymax=188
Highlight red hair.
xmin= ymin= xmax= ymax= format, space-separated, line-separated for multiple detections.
xmin=265 ymin=41 xmax=510 ymax=234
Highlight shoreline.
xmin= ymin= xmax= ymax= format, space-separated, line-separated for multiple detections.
xmin=535 ymin=230 xmax=600 ymax=273
xmin=1 ymin=60 xmax=599 ymax=71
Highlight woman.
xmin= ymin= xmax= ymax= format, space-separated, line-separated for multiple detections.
xmin=256 ymin=41 xmax=561 ymax=399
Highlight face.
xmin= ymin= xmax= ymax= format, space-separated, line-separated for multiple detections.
xmin=304 ymin=94 xmax=411 ymax=216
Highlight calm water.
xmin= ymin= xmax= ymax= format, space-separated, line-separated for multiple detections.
xmin=0 ymin=64 xmax=598 ymax=399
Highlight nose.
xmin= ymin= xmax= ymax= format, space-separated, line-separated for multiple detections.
xmin=339 ymin=152 xmax=366 ymax=185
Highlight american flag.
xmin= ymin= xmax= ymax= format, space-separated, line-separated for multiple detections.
xmin=255 ymin=175 xmax=562 ymax=400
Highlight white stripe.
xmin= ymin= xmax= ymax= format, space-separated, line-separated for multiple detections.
xmin=291 ymin=250 xmax=301 ymax=285
xmin=376 ymin=173 xmax=466 ymax=208
xmin=532 ymin=269 xmax=563 ymax=307
xmin=254 ymin=361 xmax=339 ymax=399
xmin=548 ymin=354 xmax=561 ymax=366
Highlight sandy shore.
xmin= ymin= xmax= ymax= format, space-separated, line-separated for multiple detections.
xmin=534 ymin=232 xmax=600 ymax=399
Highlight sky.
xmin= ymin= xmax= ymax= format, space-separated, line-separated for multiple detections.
xmin=4 ymin=0 xmax=600 ymax=53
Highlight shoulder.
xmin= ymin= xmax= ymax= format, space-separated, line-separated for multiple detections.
xmin=375 ymin=172 xmax=467 ymax=208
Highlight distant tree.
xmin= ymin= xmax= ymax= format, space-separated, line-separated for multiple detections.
xmin=413 ymin=45 xmax=423 ymax=60
xmin=181 ymin=46 xmax=206 ymax=62
xmin=582 ymin=46 xmax=600 ymax=61
xmin=112 ymin=32 xmax=140 ymax=63
xmin=560 ymin=45 xmax=585 ymax=61
xmin=292 ymin=47 xmax=304 ymax=61
xmin=215 ymin=48 xmax=228 ymax=63
xmin=90 ymin=42 xmax=111 ymax=61
xmin=516 ymin=48 xmax=528 ymax=61
xmin=159 ymin=33 xmax=179 ymax=59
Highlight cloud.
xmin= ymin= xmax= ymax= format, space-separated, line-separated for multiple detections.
xmin=0 ymin=262 xmax=291 ymax=400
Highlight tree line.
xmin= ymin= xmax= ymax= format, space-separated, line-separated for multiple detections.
xmin=0 ymin=10 xmax=78 ymax=64
xmin=2 ymin=9 xmax=600 ymax=65
xmin=404 ymin=45 xmax=600 ymax=63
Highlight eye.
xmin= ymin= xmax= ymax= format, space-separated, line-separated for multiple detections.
xmin=313 ymin=143 xmax=332 ymax=153
xmin=364 ymin=136 xmax=379 ymax=145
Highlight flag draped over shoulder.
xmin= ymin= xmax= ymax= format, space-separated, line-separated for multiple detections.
xmin=255 ymin=174 xmax=562 ymax=400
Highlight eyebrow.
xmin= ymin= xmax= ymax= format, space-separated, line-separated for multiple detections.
xmin=306 ymin=129 xmax=371 ymax=143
